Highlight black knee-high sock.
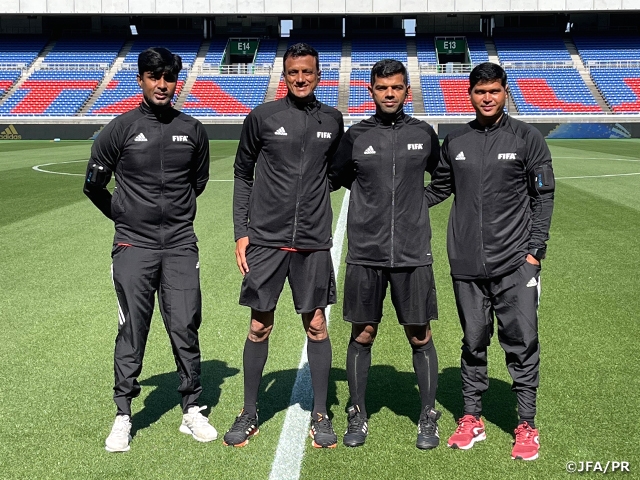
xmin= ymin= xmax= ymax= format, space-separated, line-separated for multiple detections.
xmin=243 ymin=337 xmax=269 ymax=417
xmin=412 ymin=339 xmax=438 ymax=412
xmin=307 ymin=336 xmax=332 ymax=418
xmin=346 ymin=337 xmax=372 ymax=418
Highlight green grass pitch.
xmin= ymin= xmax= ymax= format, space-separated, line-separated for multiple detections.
xmin=0 ymin=139 xmax=639 ymax=479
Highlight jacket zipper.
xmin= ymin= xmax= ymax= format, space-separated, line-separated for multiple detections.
xmin=390 ymin=122 xmax=397 ymax=267
xmin=480 ymin=127 xmax=488 ymax=277
xmin=291 ymin=112 xmax=307 ymax=246
xmin=160 ymin=123 xmax=166 ymax=248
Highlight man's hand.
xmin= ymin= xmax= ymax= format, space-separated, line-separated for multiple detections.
xmin=526 ymin=254 xmax=540 ymax=266
xmin=235 ymin=236 xmax=250 ymax=275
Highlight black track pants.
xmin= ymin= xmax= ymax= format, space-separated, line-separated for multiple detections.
xmin=111 ymin=243 xmax=203 ymax=416
xmin=453 ymin=261 xmax=541 ymax=421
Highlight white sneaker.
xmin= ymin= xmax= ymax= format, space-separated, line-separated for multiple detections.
xmin=105 ymin=415 xmax=132 ymax=452
xmin=180 ymin=406 xmax=218 ymax=442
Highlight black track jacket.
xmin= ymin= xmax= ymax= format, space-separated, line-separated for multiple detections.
xmin=425 ymin=115 xmax=554 ymax=280
xmin=329 ymin=111 xmax=440 ymax=267
xmin=83 ymin=102 xmax=210 ymax=248
xmin=233 ymin=94 xmax=344 ymax=249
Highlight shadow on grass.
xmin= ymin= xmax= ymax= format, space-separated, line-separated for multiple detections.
xmin=132 ymin=359 xmax=239 ymax=436
xmin=437 ymin=366 xmax=519 ymax=434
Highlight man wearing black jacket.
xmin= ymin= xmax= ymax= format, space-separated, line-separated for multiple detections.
xmin=329 ymin=59 xmax=442 ymax=449
xmin=84 ymin=47 xmax=216 ymax=452
xmin=425 ymin=62 xmax=554 ymax=461
xmin=224 ymin=43 xmax=344 ymax=449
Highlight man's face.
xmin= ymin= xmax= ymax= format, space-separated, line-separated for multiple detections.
xmin=368 ymin=73 xmax=410 ymax=115
xmin=469 ymin=80 xmax=507 ymax=125
xmin=284 ymin=55 xmax=320 ymax=100
xmin=137 ymin=70 xmax=177 ymax=108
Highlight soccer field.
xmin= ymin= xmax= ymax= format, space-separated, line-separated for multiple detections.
xmin=0 ymin=139 xmax=639 ymax=480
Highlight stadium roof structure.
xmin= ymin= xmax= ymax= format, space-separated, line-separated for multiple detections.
xmin=1 ymin=0 xmax=638 ymax=15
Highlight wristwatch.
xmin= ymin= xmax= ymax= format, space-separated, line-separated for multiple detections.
xmin=529 ymin=248 xmax=546 ymax=262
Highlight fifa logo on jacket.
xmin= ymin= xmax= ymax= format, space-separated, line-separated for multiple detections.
xmin=317 ymin=132 xmax=332 ymax=139
xmin=172 ymin=136 xmax=189 ymax=142
xmin=498 ymin=153 xmax=517 ymax=160
xmin=407 ymin=144 xmax=423 ymax=150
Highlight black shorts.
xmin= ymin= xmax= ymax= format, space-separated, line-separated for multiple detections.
xmin=239 ymin=245 xmax=336 ymax=314
xmin=343 ymin=264 xmax=438 ymax=325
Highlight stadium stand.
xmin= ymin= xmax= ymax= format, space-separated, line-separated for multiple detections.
xmin=122 ymin=37 xmax=202 ymax=69
xmin=349 ymin=69 xmax=413 ymax=115
xmin=253 ymin=39 xmax=278 ymax=66
xmin=0 ymin=69 xmax=104 ymax=116
xmin=421 ymin=74 xmax=474 ymax=115
xmin=573 ymin=35 xmax=640 ymax=64
xmin=416 ymin=37 xmax=438 ymax=65
xmin=0 ymin=36 xmax=48 ymax=67
xmin=506 ymin=69 xmax=602 ymax=113
xmin=495 ymin=35 xmax=572 ymax=64
xmin=42 ymin=38 xmax=123 ymax=67
xmin=590 ymin=69 xmax=640 ymax=113
xmin=203 ymin=39 xmax=229 ymax=68
xmin=351 ymin=37 xmax=408 ymax=66
xmin=288 ymin=37 xmax=342 ymax=68
xmin=181 ymin=75 xmax=270 ymax=116
xmin=466 ymin=36 xmax=490 ymax=64
xmin=88 ymin=69 xmax=187 ymax=115
xmin=0 ymin=70 xmax=22 ymax=97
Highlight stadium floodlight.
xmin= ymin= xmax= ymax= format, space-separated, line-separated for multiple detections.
xmin=130 ymin=25 xmax=138 ymax=35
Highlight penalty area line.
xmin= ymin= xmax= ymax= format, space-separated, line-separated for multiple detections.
xmin=268 ymin=190 xmax=350 ymax=480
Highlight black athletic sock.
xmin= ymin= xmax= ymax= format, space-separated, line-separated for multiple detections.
xmin=307 ymin=336 xmax=332 ymax=418
xmin=243 ymin=337 xmax=269 ymax=417
xmin=346 ymin=337 xmax=372 ymax=418
xmin=412 ymin=339 xmax=438 ymax=412
xmin=519 ymin=418 xmax=536 ymax=429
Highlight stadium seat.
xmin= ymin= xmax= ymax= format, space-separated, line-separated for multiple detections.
xmin=506 ymin=69 xmax=602 ymax=114
xmin=181 ymin=75 xmax=269 ymax=116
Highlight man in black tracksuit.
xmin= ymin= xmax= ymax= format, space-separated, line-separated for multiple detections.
xmin=425 ymin=63 xmax=554 ymax=461
xmin=84 ymin=48 xmax=217 ymax=452
xmin=224 ymin=43 xmax=344 ymax=448
xmin=329 ymin=59 xmax=442 ymax=450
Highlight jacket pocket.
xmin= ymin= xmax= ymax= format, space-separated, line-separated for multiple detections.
xmin=111 ymin=185 xmax=126 ymax=216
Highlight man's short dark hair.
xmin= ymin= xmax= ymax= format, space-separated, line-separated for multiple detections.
xmin=138 ymin=47 xmax=182 ymax=77
xmin=283 ymin=43 xmax=320 ymax=71
xmin=469 ymin=62 xmax=507 ymax=89
xmin=370 ymin=59 xmax=408 ymax=86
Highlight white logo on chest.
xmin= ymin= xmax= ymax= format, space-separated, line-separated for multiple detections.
xmin=317 ymin=132 xmax=332 ymax=139
xmin=172 ymin=135 xmax=188 ymax=142
xmin=407 ymin=143 xmax=423 ymax=150
xmin=498 ymin=153 xmax=517 ymax=160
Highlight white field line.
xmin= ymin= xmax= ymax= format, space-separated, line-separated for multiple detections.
xmin=32 ymin=160 xmax=232 ymax=181
xmin=557 ymin=172 xmax=640 ymax=180
xmin=555 ymin=157 xmax=640 ymax=162
xmin=268 ymin=190 xmax=350 ymax=480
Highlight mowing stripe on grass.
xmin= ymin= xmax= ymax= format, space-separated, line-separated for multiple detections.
xmin=268 ymin=191 xmax=350 ymax=480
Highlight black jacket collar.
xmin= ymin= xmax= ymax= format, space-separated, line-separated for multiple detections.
xmin=285 ymin=92 xmax=320 ymax=112
xmin=470 ymin=113 xmax=509 ymax=132
xmin=373 ymin=108 xmax=406 ymax=126
xmin=139 ymin=101 xmax=177 ymax=123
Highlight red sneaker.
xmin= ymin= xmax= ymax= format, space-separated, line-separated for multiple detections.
xmin=511 ymin=422 xmax=539 ymax=461
xmin=447 ymin=415 xmax=486 ymax=450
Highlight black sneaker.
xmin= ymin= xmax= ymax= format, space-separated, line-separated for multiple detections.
xmin=309 ymin=413 xmax=337 ymax=448
xmin=223 ymin=409 xmax=259 ymax=447
xmin=343 ymin=405 xmax=368 ymax=447
xmin=416 ymin=407 xmax=441 ymax=450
